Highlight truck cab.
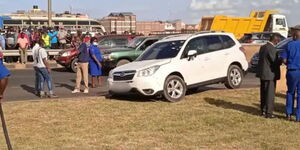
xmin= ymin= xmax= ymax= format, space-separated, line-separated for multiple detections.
xmin=268 ymin=14 xmax=288 ymax=38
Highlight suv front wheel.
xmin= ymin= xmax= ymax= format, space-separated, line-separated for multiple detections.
xmin=225 ymin=65 xmax=243 ymax=89
xmin=163 ymin=75 xmax=186 ymax=102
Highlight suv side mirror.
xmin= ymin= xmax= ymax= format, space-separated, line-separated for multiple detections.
xmin=188 ymin=50 xmax=197 ymax=57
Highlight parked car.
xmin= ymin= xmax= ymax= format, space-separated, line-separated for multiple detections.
xmin=55 ymin=35 xmax=136 ymax=72
xmin=249 ymin=38 xmax=292 ymax=72
xmin=239 ymin=32 xmax=285 ymax=45
xmin=102 ymin=36 xmax=163 ymax=69
xmin=108 ymin=32 xmax=248 ymax=102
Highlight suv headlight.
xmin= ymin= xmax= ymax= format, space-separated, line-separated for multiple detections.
xmin=138 ymin=66 xmax=160 ymax=77
xmin=61 ymin=51 xmax=71 ymax=57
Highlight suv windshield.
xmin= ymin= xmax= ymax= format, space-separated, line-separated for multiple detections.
xmin=127 ymin=37 xmax=146 ymax=48
xmin=136 ymin=40 xmax=185 ymax=61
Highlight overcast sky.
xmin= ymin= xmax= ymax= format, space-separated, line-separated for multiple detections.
xmin=0 ymin=0 xmax=299 ymax=26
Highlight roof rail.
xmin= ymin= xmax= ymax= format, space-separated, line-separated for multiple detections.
xmin=162 ymin=34 xmax=191 ymax=40
xmin=192 ymin=30 xmax=225 ymax=36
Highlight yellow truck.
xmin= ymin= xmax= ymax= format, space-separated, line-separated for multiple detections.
xmin=199 ymin=10 xmax=288 ymax=39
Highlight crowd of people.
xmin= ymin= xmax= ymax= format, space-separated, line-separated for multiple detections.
xmin=0 ymin=28 xmax=104 ymax=100
xmin=0 ymin=27 xmax=103 ymax=64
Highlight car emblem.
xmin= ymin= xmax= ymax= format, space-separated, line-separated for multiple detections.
xmin=120 ymin=72 xmax=125 ymax=77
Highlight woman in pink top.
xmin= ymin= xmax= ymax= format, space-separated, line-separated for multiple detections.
xmin=17 ymin=33 xmax=29 ymax=64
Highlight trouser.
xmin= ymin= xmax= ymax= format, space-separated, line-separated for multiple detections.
xmin=51 ymin=43 xmax=58 ymax=49
xmin=260 ymin=80 xmax=276 ymax=115
xmin=76 ymin=62 xmax=89 ymax=90
xmin=60 ymin=43 xmax=66 ymax=49
xmin=286 ymin=70 xmax=300 ymax=120
xmin=37 ymin=68 xmax=54 ymax=95
xmin=34 ymin=67 xmax=40 ymax=94
xmin=19 ymin=48 xmax=27 ymax=64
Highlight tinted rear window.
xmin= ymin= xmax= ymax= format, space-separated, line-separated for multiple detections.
xmin=221 ymin=35 xmax=236 ymax=49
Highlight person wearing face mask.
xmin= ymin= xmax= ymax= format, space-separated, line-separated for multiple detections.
xmin=72 ymin=37 xmax=90 ymax=94
xmin=88 ymin=37 xmax=103 ymax=88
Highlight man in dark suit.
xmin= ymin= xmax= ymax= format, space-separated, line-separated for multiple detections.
xmin=256 ymin=33 xmax=282 ymax=118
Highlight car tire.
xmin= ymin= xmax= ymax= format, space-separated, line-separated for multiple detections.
xmin=225 ymin=65 xmax=243 ymax=89
xmin=163 ymin=75 xmax=186 ymax=102
xmin=70 ymin=58 xmax=78 ymax=73
xmin=116 ymin=59 xmax=130 ymax=67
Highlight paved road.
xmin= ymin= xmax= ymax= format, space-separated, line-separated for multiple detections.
xmin=4 ymin=68 xmax=259 ymax=102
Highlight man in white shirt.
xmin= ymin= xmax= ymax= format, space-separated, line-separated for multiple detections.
xmin=57 ymin=27 xmax=67 ymax=49
xmin=32 ymin=39 xmax=58 ymax=98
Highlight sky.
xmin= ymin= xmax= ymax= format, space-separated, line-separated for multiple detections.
xmin=0 ymin=0 xmax=299 ymax=26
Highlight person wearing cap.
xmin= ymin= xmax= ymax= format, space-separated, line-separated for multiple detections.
xmin=72 ymin=37 xmax=90 ymax=94
xmin=57 ymin=27 xmax=67 ymax=49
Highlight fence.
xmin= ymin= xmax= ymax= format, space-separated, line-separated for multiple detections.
xmin=0 ymin=49 xmax=64 ymax=57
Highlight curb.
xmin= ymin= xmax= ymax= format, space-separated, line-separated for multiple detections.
xmin=4 ymin=62 xmax=63 ymax=70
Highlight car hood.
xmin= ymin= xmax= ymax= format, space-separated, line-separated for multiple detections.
xmin=103 ymin=47 xmax=134 ymax=54
xmin=112 ymin=59 xmax=172 ymax=72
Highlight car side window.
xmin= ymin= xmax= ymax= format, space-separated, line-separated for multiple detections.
xmin=114 ymin=38 xmax=128 ymax=46
xmin=181 ymin=37 xmax=208 ymax=58
xmin=99 ymin=39 xmax=113 ymax=46
xmin=139 ymin=39 xmax=158 ymax=51
xmin=206 ymin=36 xmax=223 ymax=52
xmin=221 ymin=35 xmax=236 ymax=49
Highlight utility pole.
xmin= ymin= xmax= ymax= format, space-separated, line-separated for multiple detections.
xmin=48 ymin=0 xmax=52 ymax=27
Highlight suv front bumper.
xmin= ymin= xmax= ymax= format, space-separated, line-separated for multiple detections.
xmin=108 ymin=75 xmax=163 ymax=96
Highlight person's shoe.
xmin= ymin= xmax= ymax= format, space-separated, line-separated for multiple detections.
xmin=72 ymin=89 xmax=80 ymax=94
xmin=261 ymin=111 xmax=266 ymax=117
xmin=48 ymin=94 xmax=58 ymax=98
xmin=40 ymin=93 xmax=46 ymax=99
xmin=266 ymin=114 xmax=277 ymax=119
xmin=286 ymin=114 xmax=292 ymax=121
xmin=83 ymin=89 xmax=89 ymax=94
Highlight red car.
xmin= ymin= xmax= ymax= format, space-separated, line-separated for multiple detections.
xmin=55 ymin=35 xmax=136 ymax=72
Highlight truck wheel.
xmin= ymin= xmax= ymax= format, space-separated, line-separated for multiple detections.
xmin=116 ymin=59 xmax=130 ymax=67
xmin=163 ymin=75 xmax=186 ymax=102
xmin=70 ymin=58 xmax=78 ymax=73
xmin=225 ymin=65 xmax=243 ymax=89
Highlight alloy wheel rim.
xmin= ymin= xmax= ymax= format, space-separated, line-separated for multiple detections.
xmin=230 ymin=68 xmax=242 ymax=86
xmin=167 ymin=79 xmax=183 ymax=99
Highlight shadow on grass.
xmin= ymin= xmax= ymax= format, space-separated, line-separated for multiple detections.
xmin=204 ymin=97 xmax=260 ymax=116
xmin=105 ymin=94 xmax=160 ymax=103
xmin=276 ymin=93 xmax=286 ymax=99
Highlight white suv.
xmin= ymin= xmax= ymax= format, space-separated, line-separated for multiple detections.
xmin=108 ymin=32 xmax=248 ymax=102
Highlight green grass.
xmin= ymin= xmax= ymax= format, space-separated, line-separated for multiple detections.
xmin=0 ymin=88 xmax=299 ymax=150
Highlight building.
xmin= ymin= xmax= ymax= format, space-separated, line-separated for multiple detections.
xmin=136 ymin=20 xmax=198 ymax=35
xmin=99 ymin=12 xmax=136 ymax=34
xmin=0 ymin=6 xmax=105 ymax=32
xmin=136 ymin=21 xmax=165 ymax=35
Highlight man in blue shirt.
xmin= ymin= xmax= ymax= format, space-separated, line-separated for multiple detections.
xmin=281 ymin=30 xmax=300 ymax=121
xmin=48 ymin=28 xmax=58 ymax=49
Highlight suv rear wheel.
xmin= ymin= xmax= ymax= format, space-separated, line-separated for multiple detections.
xmin=116 ymin=59 xmax=130 ymax=67
xmin=163 ymin=75 xmax=186 ymax=102
xmin=225 ymin=65 xmax=243 ymax=89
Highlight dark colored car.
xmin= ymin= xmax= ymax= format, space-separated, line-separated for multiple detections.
xmin=240 ymin=32 xmax=286 ymax=45
xmin=249 ymin=38 xmax=292 ymax=72
xmin=102 ymin=36 xmax=162 ymax=69
xmin=55 ymin=35 xmax=136 ymax=72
